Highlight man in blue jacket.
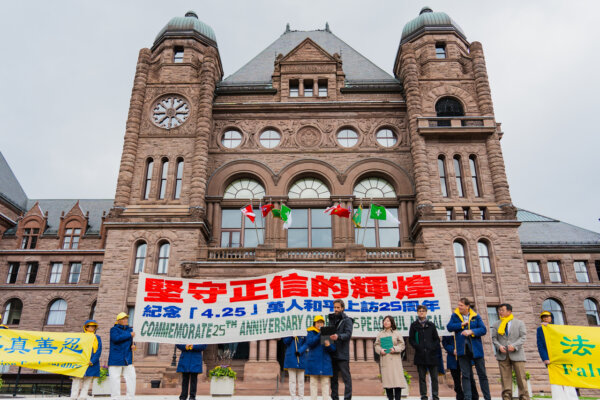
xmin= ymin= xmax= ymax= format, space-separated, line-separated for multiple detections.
xmin=328 ymin=300 xmax=353 ymax=400
xmin=442 ymin=336 xmax=478 ymax=400
xmin=109 ymin=312 xmax=136 ymax=400
xmin=446 ymin=298 xmax=490 ymax=400
xmin=177 ymin=344 xmax=207 ymax=400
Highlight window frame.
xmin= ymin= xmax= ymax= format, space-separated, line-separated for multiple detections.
xmin=469 ymin=155 xmax=481 ymax=197
xmin=92 ymin=262 xmax=102 ymax=284
xmin=289 ymin=80 xmax=299 ymax=97
xmin=318 ymin=79 xmax=328 ymax=97
xmin=287 ymin=208 xmax=332 ymax=248
xmin=68 ymin=262 xmax=82 ymax=284
xmin=62 ymin=225 xmax=82 ymax=249
xmin=375 ymin=129 xmax=398 ymax=147
xmin=438 ymin=156 xmax=448 ymax=197
xmin=477 ymin=241 xmax=492 ymax=273
xmin=336 ymin=129 xmax=359 ymax=148
xmin=453 ymin=156 xmax=464 ymax=197
xmin=49 ymin=262 xmax=63 ymax=284
xmin=134 ymin=242 xmax=147 ymax=274
xmin=304 ymin=79 xmax=314 ymax=97
xmin=259 ymin=130 xmax=281 ymax=149
xmin=220 ymin=209 xmax=264 ymax=248
xmin=3 ymin=298 xmax=23 ymax=326
xmin=46 ymin=299 xmax=67 ymax=326
xmin=527 ymin=261 xmax=542 ymax=283
xmin=547 ymin=261 xmax=562 ymax=283
xmin=173 ymin=46 xmax=184 ymax=63
xmin=6 ymin=262 xmax=19 ymax=284
xmin=174 ymin=158 xmax=184 ymax=199
xmin=453 ymin=241 xmax=467 ymax=273
xmin=157 ymin=242 xmax=170 ymax=274
xmin=584 ymin=298 xmax=600 ymax=326
xmin=353 ymin=207 xmax=400 ymax=248
xmin=25 ymin=262 xmax=38 ymax=284
xmin=21 ymin=227 xmax=40 ymax=249
xmin=542 ymin=298 xmax=565 ymax=325
xmin=574 ymin=261 xmax=590 ymax=283
xmin=143 ymin=158 xmax=154 ymax=200
xmin=435 ymin=43 xmax=447 ymax=59
xmin=222 ymin=130 xmax=243 ymax=149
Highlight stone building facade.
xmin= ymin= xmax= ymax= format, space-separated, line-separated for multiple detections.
xmin=1 ymin=7 xmax=600 ymax=395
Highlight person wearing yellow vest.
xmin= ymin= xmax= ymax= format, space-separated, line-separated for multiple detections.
xmin=0 ymin=313 xmax=8 ymax=329
xmin=71 ymin=320 xmax=102 ymax=400
xmin=446 ymin=298 xmax=491 ymax=400
xmin=491 ymin=304 xmax=529 ymax=400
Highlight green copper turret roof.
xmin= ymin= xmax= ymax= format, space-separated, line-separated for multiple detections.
xmin=401 ymin=6 xmax=466 ymax=44
xmin=154 ymin=11 xmax=217 ymax=48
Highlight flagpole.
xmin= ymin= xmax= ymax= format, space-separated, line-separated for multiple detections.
xmin=361 ymin=199 xmax=372 ymax=246
xmin=258 ymin=198 xmax=264 ymax=245
xmin=252 ymin=199 xmax=260 ymax=246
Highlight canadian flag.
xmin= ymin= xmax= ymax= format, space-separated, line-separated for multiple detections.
xmin=324 ymin=204 xmax=351 ymax=218
xmin=240 ymin=205 xmax=256 ymax=223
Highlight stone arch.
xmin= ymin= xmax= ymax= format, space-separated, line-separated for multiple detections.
xmin=276 ymin=159 xmax=340 ymax=197
xmin=343 ymin=159 xmax=415 ymax=196
xmin=422 ymin=85 xmax=479 ymax=115
xmin=206 ymin=160 xmax=275 ymax=197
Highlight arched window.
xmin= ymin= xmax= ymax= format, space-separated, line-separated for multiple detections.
xmin=143 ymin=158 xmax=154 ymax=200
xmin=157 ymin=242 xmax=170 ymax=274
xmin=47 ymin=299 xmax=67 ymax=325
xmin=288 ymin=178 xmax=330 ymax=199
xmin=337 ymin=129 xmax=358 ymax=148
xmin=174 ymin=159 xmax=184 ymax=199
xmin=542 ymin=299 xmax=565 ymax=325
xmin=134 ymin=242 xmax=147 ymax=274
xmin=584 ymin=299 xmax=599 ymax=326
xmin=259 ymin=130 xmax=281 ymax=148
xmin=453 ymin=241 xmax=467 ymax=273
xmin=438 ymin=156 xmax=448 ymax=197
xmin=477 ymin=241 xmax=491 ymax=273
xmin=63 ymin=221 xmax=82 ymax=249
xmin=435 ymin=97 xmax=464 ymax=117
xmin=224 ymin=179 xmax=265 ymax=199
xmin=159 ymin=158 xmax=169 ymax=199
xmin=353 ymin=178 xmax=396 ymax=198
xmin=469 ymin=155 xmax=481 ymax=197
xmin=453 ymin=156 xmax=464 ymax=197
xmin=3 ymin=298 xmax=23 ymax=325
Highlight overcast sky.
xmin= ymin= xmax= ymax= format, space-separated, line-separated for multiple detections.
xmin=1 ymin=1 xmax=598 ymax=233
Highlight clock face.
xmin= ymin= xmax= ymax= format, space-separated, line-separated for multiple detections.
xmin=152 ymin=95 xmax=190 ymax=129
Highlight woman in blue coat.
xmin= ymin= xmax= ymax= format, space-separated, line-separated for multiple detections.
xmin=283 ymin=336 xmax=307 ymax=400
xmin=299 ymin=315 xmax=336 ymax=400
xmin=177 ymin=344 xmax=207 ymax=400
xmin=71 ymin=320 xmax=102 ymax=400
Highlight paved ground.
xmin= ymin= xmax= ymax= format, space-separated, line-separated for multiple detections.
xmin=8 ymin=396 xmax=507 ymax=400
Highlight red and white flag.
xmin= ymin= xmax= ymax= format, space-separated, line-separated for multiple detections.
xmin=261 ymin=204 xmax=275 ymax=217
xmin=324 ymin=204 xmax=351 ymax=218
xmin=240 ymin=205 xmax=256 ymax=223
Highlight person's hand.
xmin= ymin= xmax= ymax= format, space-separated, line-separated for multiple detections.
xmin=453 ymin=350 xmax=457 ymax=356
xmin=541 ymin=322 xmax=548 ymax=326
xmin=324 ymin=340 xmax=330 ymax=347
xmin=131 ymin=332 xmax=135 ymax=338
xmin=295 ymin=351 xmax=301 ymax=357
xmin=380 ymin=349 xmax=387 ymax=355
xmin=461 ymin=321 xmax=469 ymax=327
xmin=390 ymin=348 xmax=395 ymax=353
xmin=330 ymin=334 xmax=338 ymax=341
xmin=131 ymin=344 xmax=136 ymax=351
xmin=186 ymin=345 xmax=193 ymax=350
xmin=507 ymin=345 xmax=515 ymax=352
xmin=544 ymin=360 xmax=550 ymax=366
xmin=499 ymin=346 xmax=507 ymax=353
xmin=89 ymin=362 xmax=93 ymax=366
xmin=461 ymin=330 xmax=472 ymax=336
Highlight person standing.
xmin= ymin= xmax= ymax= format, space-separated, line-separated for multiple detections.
xmin=491 ymin=304 xmax=529 ymax=400
xmin=447 ymin=298 xmax=491 ymax=400
xmin=328 ymin=300 xmax=353 ymax=400
xmin=409 ymin=305 xmax=440 ymax=400
xmin=300 ymin=315 xmax=336 ymax=400
xmin=283 ymin=336 xmax=307 ymax=400
xmin=536 ymin=311 xmax=578 ymax=400
xmin=108 ymin=312 xmax=136 ymax=400
xmin=71 ymin=320 xmax=102 ymax=400
xmin=442 ymin=336 xmax=479 ymax=400
xmin=374 ymin=316 xmax=407 ymax=400
xmin=176 ymin=344 xmax=207 ymax=400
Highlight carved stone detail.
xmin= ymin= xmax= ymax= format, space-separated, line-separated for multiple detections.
xmin=295 ymin=126 xmax=322 ymax=148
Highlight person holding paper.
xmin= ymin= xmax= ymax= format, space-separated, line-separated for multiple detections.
xmin=299 ymin=315 xmax=336 ymax=400
xmin=374 ymin=316 xmax=407 ymax=400
xmin=283 ymin=336 xmax=307 ymax=400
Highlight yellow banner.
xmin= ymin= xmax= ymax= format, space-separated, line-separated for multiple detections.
xmin=0 ymin=329 xmax=94 ymax=378
xmin=544 ymin=324 xmax=600 ymax=389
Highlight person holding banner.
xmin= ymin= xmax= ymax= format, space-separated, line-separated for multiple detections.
xmin=176 ymin=344 xmax=207 ymax=400
xmin=409 ymin=305 xmax=440 ymax=400
xmin=0 ymin=313 xmax=7 ymax=329
xmin=283 ymin=336 xmax=307 ymax=400
xmin=374 ymin=316 xmax=407 ymax=400
xmin=300 ymin=315 xmax=336 ymax=400
xmin=447 ymin=298 xmax=491 ymax=400
xmin=109 ymin=312 xmax=136 ymax=400
xmin=71 ymin=319 xmax=102 ymax=400
xmin=536 ymin=311 xmax=578 ymax=400
xmin=491 ymin=304 xmax=529 ymax=400
xmin=328 ymin=299 xmax=353 ymax=400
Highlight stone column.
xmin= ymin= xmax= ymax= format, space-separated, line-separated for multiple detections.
xmin=268 ymin=339 xmax=277 ymax=361
xmin=258 ymin=340 xmax=267 ymax=361
xmin=366 ymin=339 xmax=375 ymax=361
xmin=210 ymin=202 xmax=221 ymax=246
xmin=249 ymin=340 xmax=258 ymax=361
xmin=400 ymin=202 xmax=409 ymax=245
xmin=349 ymin=339 xmax=355 ymax=361
xmin=189 ymin=51 xmax=219 ymax=214
xmin=399 ymin=44 xmax=433 ymax=216
xmin=114 ymin=48 xmax=151 ymax=208
xmin=299 ymin=79 xmax=304 ymax=97
xmin=470 ymin=42 xmax=494 ymax=116
xmin=356 ymin=339 xmax=365 ymax=361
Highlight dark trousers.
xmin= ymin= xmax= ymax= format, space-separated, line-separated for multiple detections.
xmin=458 ymin=355 xmax=490 ymax=400
xmin=450 ymin=367 xmax=479 ymax=400
xmin=180 ymin=372 xmax=198 ymax=400
xmin=331 ymin=359 xmax=352 ymax=400
xmin=385 ymin=387 xmax=402 ymax=400
xmin=416 ymin=364 xmax=438 ymax=400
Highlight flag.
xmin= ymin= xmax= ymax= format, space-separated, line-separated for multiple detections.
xmin=240 ymin=204 xmax=255 ymax=223
xmin=352 ymin=205 xmax=362 ymax=228
xmin=325 ymin=204 xmax=351 ymax=218
xmin=281 ymin=204 xmax=292 ymax=229
xmin=272 ymin=208 xmax=281 ymax=219
xmin=369 ymin=204 xmax=400 ymax=224
xmin=261 ymin=204 xmax=274 ymax=217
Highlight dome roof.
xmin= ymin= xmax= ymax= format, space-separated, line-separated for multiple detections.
xmin=154 ymin=11 xmax=217 ymax=48
xmin=401 ymin=7 xmax=466 ymax=44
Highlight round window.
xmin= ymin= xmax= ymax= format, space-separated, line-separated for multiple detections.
xmin=222 ymin=130 xmax=243 ymax=148
xmin=151 ymin=95 xmax=190 ymax=129
xmin=259 ymin=130 xmax=281 ymax=148
xmin=337 ymin=129 xmax=358 ymax=148
xmin=376 ymin=129 xmax=398 ymax=147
